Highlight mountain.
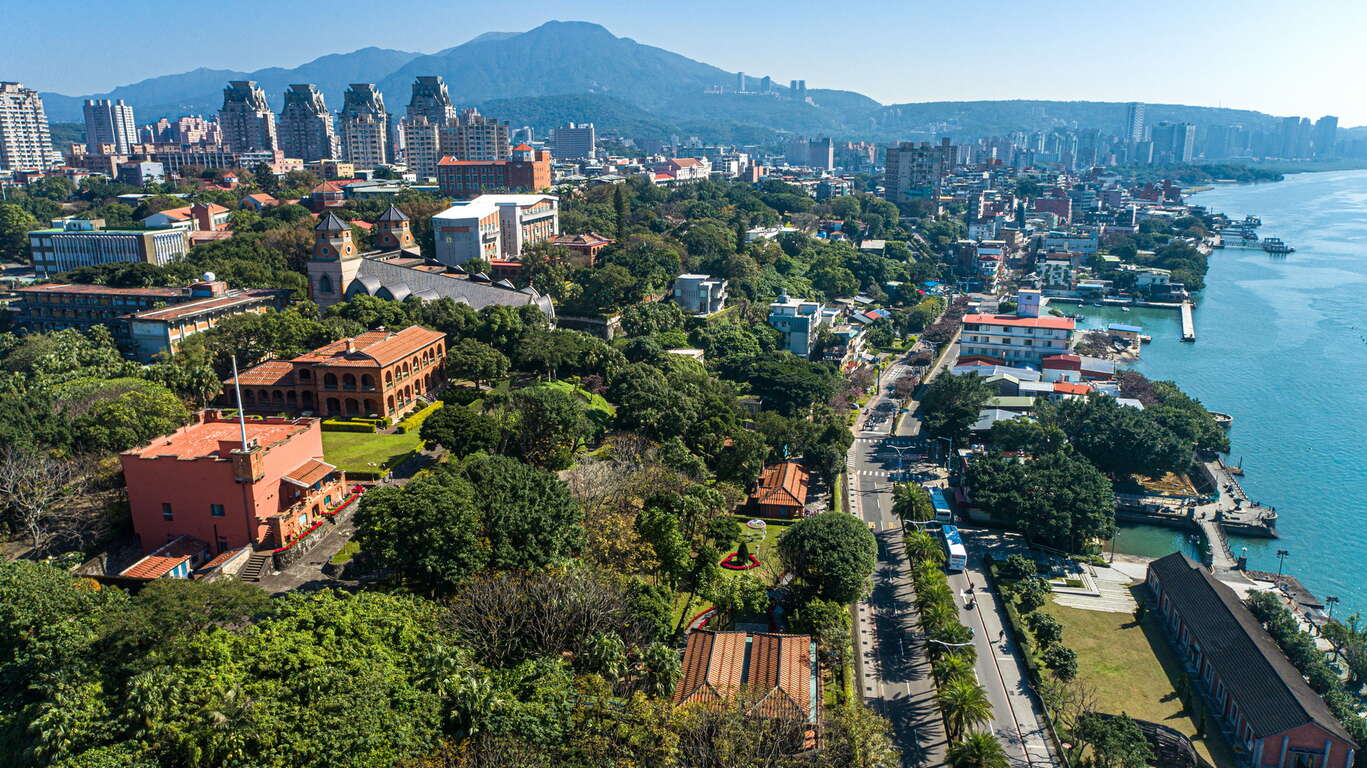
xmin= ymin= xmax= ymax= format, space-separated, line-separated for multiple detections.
xmin=40 ymin=47 xmax=423 ymax=122
xmin=41 ymin=21 xmax=1294 ymax=143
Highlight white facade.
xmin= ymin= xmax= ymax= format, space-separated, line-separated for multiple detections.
xmin=28 ymin=222 xmax=188 ymax=277
xmin=0 ymin=82 xmax=53 ymax=172
xmin=432 ymin=194 xmax=559 ymax=267
xmin=959 ymin=313 xmax=1076 ymax=366
xmin=83 ymin=99 xmax=138 ymax=154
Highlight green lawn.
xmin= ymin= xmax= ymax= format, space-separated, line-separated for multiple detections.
xmin=1045 ymin=597 xmax=1238 ymax=768
xmin=322 ymin=430 xmax=423 ymax=475
xmin=330 ymin=540 xmax=361 ymax=564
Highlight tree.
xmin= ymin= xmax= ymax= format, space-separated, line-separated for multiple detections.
xmin=0 ymin=444 xmax=91 ymax=554
xmin=998 ymin=554 xmax=1037 ymax=581
xmin=352 ymin=474 xmax=488 ymax=594
xmin=1042 ymin=396 xmax=1188 ymax=478
xmin=613 ymin=183 xmax=629 ymax=239
xmin=1017 ymin=577 xmax=1050 ymax=613
xmin=893 ymin=482 xmax=935 ymax=523
xmin=1026 ymin=611 xmax=1064 ymax=647
xmin=419 ymin=404 xmax=498 ymax=457
xmin=1075 ymin=713 xmax=1154 ymax=768
xmin=948 ymin=731 xmax=1011 ymax=768
xmin=920 ymin=372 xmax=992 ymax=443
xmin=0 ymin=203 xmax=39 ymax=260
xmin=789 ymin=597 xmax=852 ymax=668
xmin=508 ymin=384 xmax=589 ymax=468
xmin=778 ymin=512 xmax=877 ymax=604
xmin=445 ymin=338 xmax=509 ymax=389
xmin=453 ymin=454 xmax=584 ymax=570
xmin=987 ymin=417 xmax=1066 ymax=454
xmin=938 ymin=677 xmax=993 ymax=741
xmin=904 ymin=528 xmax=945 ymax=566
xmin=1042 ymin=644 xmax=1078 ymax=681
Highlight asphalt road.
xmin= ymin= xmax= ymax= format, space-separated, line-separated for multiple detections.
xmin=847 ymin=341 xmax=1057 ymax=768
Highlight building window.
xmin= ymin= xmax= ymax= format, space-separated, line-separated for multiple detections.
xmin=162 ymin=503 xmax=173 ymax=520
xmin=210 ymin=503 xmax=225 ymax=517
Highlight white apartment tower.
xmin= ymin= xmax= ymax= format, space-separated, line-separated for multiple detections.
xmin=83 ymin=99 xmax=137 ymax=154
xmin=0 ymin=82 xmax=54 ymax=172
xmin=218 ymin=81 xmax=278 ymax=152
xmin=277 ymin=84 xmax=337 ymax=162
xmin=338 ymin=84 xmax=389 ymax=169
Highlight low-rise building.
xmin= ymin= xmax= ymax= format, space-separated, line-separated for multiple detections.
xmin=28 ymin=218 xmax=188 ymax=277
xmin=436 ymin=145 xmax=551 ymax=198
xmin=431 ymin=194 xmax=558 ymax=266
xmin=121 ymin=411 xmax=347 ymax=555
xmin=749 ymin=461 xmax=810 ymax=518
xmin=1146 ymin=553 xmax=1358 ymax=768
xmin=227 ymin=325 xmax=447 ymax=421
xmin=126 ymin=282 xmax=290 ymax=361
xmin=768 ymin=294 xmax=832 ymax=358
xmin=673 ymin=273 xmax=727 ymax=315
xmin=141 ymin=202 xmax=230 ymax=231
xmin=549 ymin=232 xmax=613 ymax=267
xmin=959 ymin=313 xmax=1076 ymax=366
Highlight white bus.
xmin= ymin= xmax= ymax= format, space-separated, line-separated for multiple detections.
xmin=941 ymin=524 xmax=968 ymax=572
xmin=928 ymin=486 xmax=954 ymax=524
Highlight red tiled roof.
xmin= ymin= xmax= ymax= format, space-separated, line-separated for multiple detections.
xmin=120 ymin=536 xmax=207 ymax=579
xmin=290 ymin=326 xmax=445 ymax=368
xmin=123 ymin=414 xmax=310 ymax=460
xmin=671 ymin=158 xmax=704 ymax=167
xmin=1053 ymin=381 xmax=1091 ymax=395
xmin=512 ymin=143 xmax=534 ymax=151
xmin=963 ymin=313 xmax=1076 ymax=330
xmin=674 ymin=630 xmax=817 ymax=724
xmin=750 ymin=462 xmax=809 ymax=509
xmin=283 ymin=458 xmax=336 ymax=488
xmin=552 ymin=232 xmax=614 ymax=247
xmin=1041 ymin=354 xmax=1081 ymax=369
xmin=230 ymin=360 xmax=296 ymax=387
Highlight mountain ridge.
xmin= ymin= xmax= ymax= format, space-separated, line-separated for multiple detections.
xmin=39 ymin=21 xmax=1295 ymax=142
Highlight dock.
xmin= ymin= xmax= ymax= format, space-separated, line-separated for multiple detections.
xmin=1179 ymin=301 xmax=1196 ymax=342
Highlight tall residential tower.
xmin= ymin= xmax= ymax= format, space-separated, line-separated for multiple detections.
xmin=82 ymin=99 xmax=137 ymax=154
xmin=338 ymin=84 xmax=389 ymax=169
xmin=0 ymin=82 xmax=54 ymax=171
xmin=218 ymin=81 xmax=277 ymax=152
xmin=278 ymin=84 xmax=337 ymax=162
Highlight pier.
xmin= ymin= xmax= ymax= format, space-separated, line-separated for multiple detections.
xmin=1179 ymin=301 xmax=1195 ymax=342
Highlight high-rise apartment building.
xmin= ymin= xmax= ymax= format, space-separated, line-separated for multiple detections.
xmin=277 ymin=84 xmax=337 ymax=162
xmin=441 ymin=108 xmax=510 ymax=162
xmin=883 ymin=138 xmax=956 ymax=203
xmin=786 ymin=137 xmax=834 ymax=170
xmin=218 ymin=81 xmax=278 ymax=152
xmin=550 ymin=122 xmax=595 ymax=160
xmin=1123 ymin=102 xmax=1146 ymax=144
xmin=83 ymin=99 xmax=137 ymax=154
xmin=172 ymin=115 xmax=220 ymax=147
xmin=338 ymin=84 xmax=389 ymax=169
xmin=0 ymin=82 xmax=54 ymax=172
xmin=1314 ymin=115 xmax=1339 ymax=159
xmin=400 ymin=115 xmax=441 ymax=180
xmin=406 ymin=76 xmax=456 ymax=125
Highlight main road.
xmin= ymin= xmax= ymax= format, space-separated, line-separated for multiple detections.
xmin=847 ymin=340 xmax=1057 ymax=768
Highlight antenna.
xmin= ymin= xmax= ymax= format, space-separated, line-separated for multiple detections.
xmin=230 ymin=355 xmax=249 ymax=449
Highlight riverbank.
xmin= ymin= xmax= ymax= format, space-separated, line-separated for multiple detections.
xmin=1102 ymin=169 xmax=1367 ymax=617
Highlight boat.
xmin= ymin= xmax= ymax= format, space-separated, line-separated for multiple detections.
xmin=1210 ymin=411 xmax=1233 ymax=429
xmin=1120 ymin=306 xmax=1131 ymax=312
xmin=1262 ymin=237 xmax=1294 ymax=254
xmin=1140 ymin=335 xmax=1153 ymax=344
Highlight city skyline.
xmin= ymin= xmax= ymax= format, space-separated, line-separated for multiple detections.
xmin=5 ymin=0 xmax=1366 ymax=126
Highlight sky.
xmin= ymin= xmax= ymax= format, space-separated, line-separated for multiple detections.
xmin=4 ymin=0 xmax=1365 ymax=125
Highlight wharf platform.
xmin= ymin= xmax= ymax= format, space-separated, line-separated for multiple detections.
xmin=1180 ymin=301 xmax=1196 ymax=341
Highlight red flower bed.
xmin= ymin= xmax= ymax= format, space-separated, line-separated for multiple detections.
xmin=687 ymin=606 xmax=718 ymax=629
xmin=273 ymin=520 xmax=327 ymax=553
xmin=720 ymin=552 xmax=761 ymax=570
xmin=321 ymin=492 xmax=361 ymax=517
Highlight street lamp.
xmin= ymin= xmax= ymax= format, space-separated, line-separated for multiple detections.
xmin=1275 ymin=549 xmax=1290 ymax=586
xmin=887 ymin=443 xmax=916 ymax=484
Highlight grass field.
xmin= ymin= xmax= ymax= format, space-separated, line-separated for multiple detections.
xmin=1045 ymin=596 xmax=1237 ymax=768
xmin=322 ymin=430 xmax=423 ymax=474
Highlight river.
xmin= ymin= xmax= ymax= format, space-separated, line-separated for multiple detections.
xmin=1085 ymin=169 xmax=1367 ymax=616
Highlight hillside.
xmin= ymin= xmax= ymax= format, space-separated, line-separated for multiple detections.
xmin=40 ymin=21 xmax=1295 ymax=144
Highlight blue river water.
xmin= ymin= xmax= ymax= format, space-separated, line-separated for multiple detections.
xmin=1088 ymin=169 xmax=1367 ymax=615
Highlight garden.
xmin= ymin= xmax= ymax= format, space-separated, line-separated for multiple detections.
xmin=322 ymin=429 xmax=423 ymax=480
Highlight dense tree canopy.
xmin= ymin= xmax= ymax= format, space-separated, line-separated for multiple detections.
xmin=778 ymin=512 xmax=878 ymax=604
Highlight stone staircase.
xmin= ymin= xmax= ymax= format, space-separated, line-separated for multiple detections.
xmin=239 ymin=553 xmax=273 ymax=582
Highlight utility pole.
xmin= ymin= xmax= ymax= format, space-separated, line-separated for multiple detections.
xmin=1275 ymin=549 xmax=1290 ymax=587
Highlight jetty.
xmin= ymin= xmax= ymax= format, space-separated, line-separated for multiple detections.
xmin=1179 ymin=301 xmax=1196 ymax=342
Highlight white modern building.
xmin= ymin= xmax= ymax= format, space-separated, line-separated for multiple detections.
xmin=550 ymin=122 xmax=596 ymax=160
xmin=673 ymin=274 xmax=727 ymax=315
xmin=83 ymin=99 xmax=137 ymax=154
xmin=0 ymin=82 xmax=54 ymax=172
xmin=768 ymin=294 xmax=834 ymax=358
xmin=28 ymin=219 xmax=188 ymax=277
xmin=431 ymin=194 xmax=558 ymax=267
xmin=959 ymin=312 xmax=1076 ymax=366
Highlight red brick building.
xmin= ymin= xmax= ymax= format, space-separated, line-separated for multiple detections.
xmin=436 ymin=145 xmax=551 ymax=198
xmin=229 ymin=325 xmax=446 ymax=420
xmin=551 ymin=231 xmax=614 ymax=267
xmin=121 ymin=412 xmax=346 ymax=555
xmin=675 ymin=630 xmax=820 ymax=748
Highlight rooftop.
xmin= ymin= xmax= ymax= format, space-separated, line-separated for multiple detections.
xmin=963 ymin=313 xmax=1076 ymax=331
xmin=290 ymin=326 xmax=445 ymax=368
xmin=123 ymin=413 xmax=313 ymax=461
xmin=750 ymin=461 xmax=810 ymax=509
xmin=130 ymin=288 xmax=285 ymax=322
xmin=120 ymin=535 xmax=207 ymax=580
xmin=674 ymin=630 xmax=818 ymax=725
xmin=18 ymin=283 xmax=181 ymax=298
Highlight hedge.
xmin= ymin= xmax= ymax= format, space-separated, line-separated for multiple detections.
xmin=395 ymin=402 xmax=441 ymax=434
xmin=987 ymin=557 xmax=1043 ymax=682
xmin=322 ymin=420 xmax=377 ymax=433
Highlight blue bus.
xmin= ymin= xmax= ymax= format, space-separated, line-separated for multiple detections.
xmin=928 ymin=486 xmax=953 ymax=524
xmin=941 ymin=525 xmax=967 ymax=572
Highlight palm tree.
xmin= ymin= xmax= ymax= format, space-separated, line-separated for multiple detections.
xmin=933 ymin=653 xmax=976 ymax=686
xmin=905 ymin=529 xmax=945 ymax=565
xmin=948 ymin=731 xmax=1010 ymax=768
xmin=938 ymin=677 xmax=993 ymax=741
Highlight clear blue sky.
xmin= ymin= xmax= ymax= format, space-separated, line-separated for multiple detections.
xmin=4 ymin=0 xmax=1364 ymax=125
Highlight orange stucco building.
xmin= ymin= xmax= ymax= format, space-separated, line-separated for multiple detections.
xmin=120 ymin=412 xmax=346 ymax=555
xmin=228 ymin=325 xmax=447 ymax=420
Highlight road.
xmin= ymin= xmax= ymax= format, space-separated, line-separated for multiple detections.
xmin=848 ymin=340 xmax=1057 ymax=768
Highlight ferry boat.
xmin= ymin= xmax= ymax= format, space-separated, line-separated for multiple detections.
xmin=1219 ymin=229 xmax=1259 ymax=247
xmin=1262 ymin=237 xmax=1294 ymax=254
xmin=1209 ymin=411 xmax=1233 ymax=429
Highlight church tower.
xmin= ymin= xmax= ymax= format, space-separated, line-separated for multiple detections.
xmin=374 ymin=204 xmax=415 ymax=251
xmin=308 ymin=211 xmax=363 ymax=308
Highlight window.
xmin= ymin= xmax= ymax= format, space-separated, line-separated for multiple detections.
xmin=162 ymin=503 xmax=173 ymax=520
xmin=210 ymin=503 xmax=225 ymax=517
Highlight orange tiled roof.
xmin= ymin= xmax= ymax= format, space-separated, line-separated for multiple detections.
xmin=674 ymin=630 xmax=817 ymax=723
xmin=120 ymin=535 xmax=207 ymax=579
xmin=283 ymin=458 xmax=336 ymax=488
xmin=123 ymin=414 xmax=310 ymax=460
xmin=1053 ymin=381 xmax=1091 ymax=396
xmin=749 ymin=462 xmax=809 ymax=509
xmin=230 ymin=360 xmax=296 ymax=387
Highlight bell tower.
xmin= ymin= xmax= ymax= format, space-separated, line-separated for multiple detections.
xmin=308 ymin=211 xmax=362 ymax=308
xmin=374 ymin=204 xmax=415 ymax=251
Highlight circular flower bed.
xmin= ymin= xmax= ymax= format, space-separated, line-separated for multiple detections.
xmin=720 ymin=552 xmax=762 ymax=570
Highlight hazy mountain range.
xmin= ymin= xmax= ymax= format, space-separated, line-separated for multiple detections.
xmin=41 ymin=20 xmax=1295 ymax=144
